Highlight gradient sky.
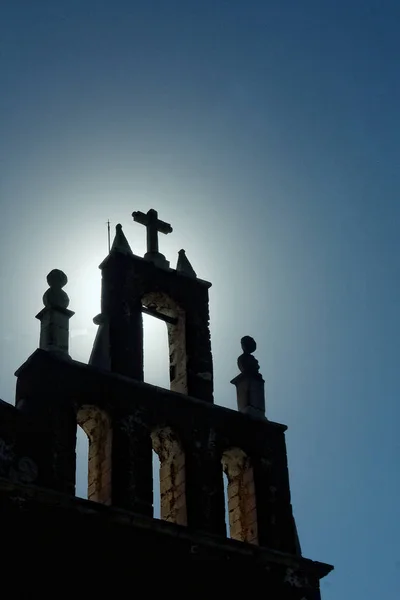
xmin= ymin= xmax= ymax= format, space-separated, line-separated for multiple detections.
xmin=1 ymin=1 xmax=400 ymax=598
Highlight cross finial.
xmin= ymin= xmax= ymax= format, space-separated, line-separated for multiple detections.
xmin=132 ymin=208 xmax=173 ymax=268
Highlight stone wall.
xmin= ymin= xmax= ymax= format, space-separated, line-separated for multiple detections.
xmin=0 ymin=478 xmax=332 ymax=598
xmin=15 ymin=349 xmax=299 ymax=554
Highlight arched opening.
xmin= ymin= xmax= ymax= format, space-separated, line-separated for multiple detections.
xmin=76 ymin=425 xmax=89 ymax=499
xmin=222 ymin=448 xmax=258 ymax=544
xmin=151 ymin=427 xmax=187 ymax=525
xmin=142 ymin=292 xmax=187 ymax=394
xmin=143 ymin=312 xmax=170 ymax=387
xmin=152 ymin=449 xmax=161 ymax=519
xmin=77 ymin=405 xmax=112 ymax=505
xmin=223 ymin=471 xmax=230 ymax=538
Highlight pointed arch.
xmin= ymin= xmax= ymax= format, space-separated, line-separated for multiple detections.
xmin=222 ymin=447 xmax=258 ymax=544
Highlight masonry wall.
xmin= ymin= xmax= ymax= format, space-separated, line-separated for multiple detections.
xmin=0 ymin=400 xmax=50 ymax=488
xmin=0 ymin=477 xmax=331 ymax=599
xmin=15 ymin=350 xmax=300 ymax=554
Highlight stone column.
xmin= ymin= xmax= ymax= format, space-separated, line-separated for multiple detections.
xmin=35 ymin=269 xmax=74 ymax=357
xmin=185 ymin=429 xmax=226 ymax=536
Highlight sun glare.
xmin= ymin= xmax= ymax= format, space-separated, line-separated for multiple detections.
xmin=143 ymin=313 xmax=170 ymax=387
xmin=67 ymin=256 xmax=102 ymax=363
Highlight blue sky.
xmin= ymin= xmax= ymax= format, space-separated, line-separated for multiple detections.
xmin=1 ymin=1 xmax=400 ymax=597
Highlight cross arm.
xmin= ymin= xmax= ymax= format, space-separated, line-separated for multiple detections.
xmin=157 ymin=221 xmax=173 ymax=234
xmin=132 ymin=211 xmax=148 ymax=226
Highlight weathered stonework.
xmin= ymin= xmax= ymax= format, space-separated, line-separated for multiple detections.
xmin=222 ymin=447 xmax=258 ymax=544
xmin=77 ymin=405 xmax=112 ymax=505
xmin=14 ymin=348 xmax=315 ymax=557
xmin=151 ymin=426 xmax=187 ymax=525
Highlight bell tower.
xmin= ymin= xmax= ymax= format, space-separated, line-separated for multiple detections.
xmin=90 ymin=209 xmax=214 ymax=402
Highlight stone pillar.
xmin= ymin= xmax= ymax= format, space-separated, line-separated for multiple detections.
xmin=97 ymin=227 xmax=144 ymax=381
xmin=111 ymin=416 xmax=153 ymax=516
xmin=35 ymin=269 xmax=74 ymax=357
xmin=185 ymin=430 xmax=226 ymax=536
xmin=231 ymin=336 xmax=266 ymax=418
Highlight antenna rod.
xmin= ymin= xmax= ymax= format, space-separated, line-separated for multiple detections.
xmin=107 ymin=220 xmax=111 ymax=252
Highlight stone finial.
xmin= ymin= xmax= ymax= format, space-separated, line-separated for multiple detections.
xmin=43 ymin=269 xmax=69 ymax=308
xmin=237 ymin=336 xmax=260 ymax=375
xmin=231 ymin=336 xmax=266 ymax=419
xmin=36 ymin=270 xmax=74 ymax=357
xmin=176 ymin=249 xmax=197 ymax=278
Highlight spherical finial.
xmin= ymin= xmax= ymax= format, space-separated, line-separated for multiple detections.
xmin=241 ymin=335 xmax=257 ymax=354
xmin=238 ymin=335 xmax=260 ymax=375
xmin=47 ymin=269 xmax=68 ymax=289
xmin=43 ymin=269 xmax=70 ymax=309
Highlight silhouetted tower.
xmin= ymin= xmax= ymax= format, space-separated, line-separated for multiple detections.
xmin=0 ymin=209 xmax=332 ymax=596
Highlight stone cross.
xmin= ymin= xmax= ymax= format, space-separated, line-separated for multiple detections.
xmin=132 ymin=209 xmax=173 ymax=255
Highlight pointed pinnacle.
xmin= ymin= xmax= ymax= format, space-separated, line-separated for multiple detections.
xmin=110 ymin=224 xmax=133 ymax=256
xmin=176 ymin=249 xmax=197 ymax=278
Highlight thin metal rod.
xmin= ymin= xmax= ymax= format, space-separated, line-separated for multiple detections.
xmin=107 ymin=220 xmax=111 ymax=252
